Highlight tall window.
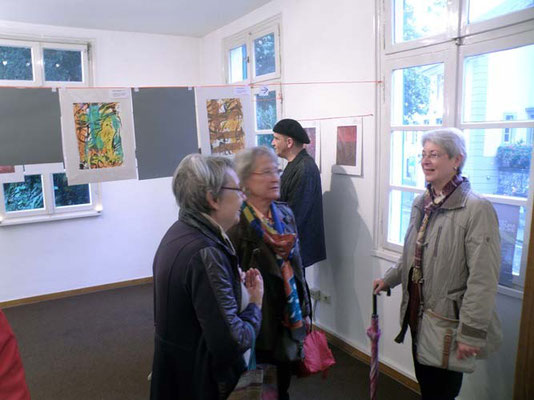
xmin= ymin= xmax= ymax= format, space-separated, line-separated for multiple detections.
xmin=0 ymin=38 xmax=101 ymax=226
xmin=378 ymin=0 xmax=534 ymax=289
xmin=223 ymin=17 xmax=282 ymax=149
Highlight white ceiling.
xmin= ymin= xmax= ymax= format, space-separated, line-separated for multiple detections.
xmin=0 ymin=0 xmax=273 ymax=37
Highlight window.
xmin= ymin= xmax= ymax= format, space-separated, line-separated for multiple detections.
xmin=0 ymin=37 xmax=100 ymax=225
xmin=378 ymin=1 xmax=534 ymax=289
xmin=223 ymin=17 xmax=282 ymax=148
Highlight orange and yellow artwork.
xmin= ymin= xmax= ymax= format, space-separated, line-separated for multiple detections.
xmin=206 ymin=98 xmax=245 ymax=155
xmin=73 ymin=102 xmax=124 ymax=170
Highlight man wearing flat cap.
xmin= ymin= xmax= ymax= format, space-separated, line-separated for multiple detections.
xmin=271 ymin=118 xmax=326 ymax=268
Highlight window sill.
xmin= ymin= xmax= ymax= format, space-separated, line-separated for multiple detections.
xmin=0 ymin=209 xmax=101 ymax=227
xmin=371 ymin=248 xmax=401 ymax=263
xmin=497 ymin=285 xmax=523 ymax=299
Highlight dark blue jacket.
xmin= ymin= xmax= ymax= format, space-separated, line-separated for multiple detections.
xmin=280 ymin=149 xmax=326 ymax=267
xmin=150 ymin=210 xmax=262 ymax=400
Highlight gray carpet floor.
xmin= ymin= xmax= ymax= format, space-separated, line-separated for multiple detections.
xmin=4 ymin=284 xmax=419 ymax=400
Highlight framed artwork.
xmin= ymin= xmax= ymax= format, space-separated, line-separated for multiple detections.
xmin=0 ymin=165 xmax=24 ymax=183
xmin=196 ymin=86 xmax=255 ymax=156
xmin=301 ymin=121 xmax=321 ymax=171
xmin=331 ymin=118 xmax=363 ymax=176
xmin=59 ymin=88 xmax=137 ymax=185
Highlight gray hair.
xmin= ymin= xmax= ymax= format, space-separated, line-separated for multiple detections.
xmin=421 ymin=128 xmax=467 ymax=172
xmin=234 ymin=146 xmax=278 ymax=183
xmin=172 ymin=154 xmax=234 ymax=213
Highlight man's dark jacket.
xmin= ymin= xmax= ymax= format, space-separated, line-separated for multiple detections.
xmin=150 ymin=210 xmax=262 ymax=400
xmin=280 ymin=149 xmax=326 ymax=267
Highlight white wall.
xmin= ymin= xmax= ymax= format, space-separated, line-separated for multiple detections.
xmin=200 ymin=1 xmax=521 ymax=399
xmin=0 ymin=20 xmax=200 ymax=302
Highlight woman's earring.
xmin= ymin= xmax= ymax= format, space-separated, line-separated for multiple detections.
xmin=453 ymin=166 xmax=458 ymax=171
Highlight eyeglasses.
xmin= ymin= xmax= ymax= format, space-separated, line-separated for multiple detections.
xmin=418 ymin=151 xmax=444 ymax=161
xmin=221 ymin=186 xmax=245 ymax=195
xmin=251 ymin=169 xmax=282 ymax=177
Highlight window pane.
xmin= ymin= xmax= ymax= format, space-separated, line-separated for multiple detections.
xmin=53 ymin=173 xmax=90 ymax=207
xmin=469 ymin=0 xmax=534 ymax=24
xmin=394 ymin=0 xmax=448 ymax=43
xmin=388 ymin=190 xmax=417 ymax=245
xmin=229 ymin=44 xmax=247 ymax=83
xmin=463 ymin=44 xmax=534 ymax=123
xmin=493 ymin=204 xmax=527 ymax=288
xmin=254 ymin=33 xmax=275 ymax=76
xmin=3 ymin=175 xmax=44 ymax=212
xmin=392 ymin=63 xmax=444 ymax=125
xmin=256 ymin=133 xmax=274 ymax=149
xmin=255 ymin=90 xmax=277 ymax=130
xmin=390 ymin=131 xmax=426 ymax=188
xmin=0 ymin=45 xmax=33 ymax=81
xmin=43 ymin=48 xmax=83 ymax=82
xmin=463 ymin=129 xmax=531 ymax=198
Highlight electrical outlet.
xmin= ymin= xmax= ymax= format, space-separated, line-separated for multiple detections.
xmin=309 ymin=288 xmax=321 ymax=301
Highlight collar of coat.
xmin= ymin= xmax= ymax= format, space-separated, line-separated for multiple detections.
xmin=179 ymin=208 xmax=237 ymax=257
xmin=413 ymin=177 xmax=472 ymax=212
xmin=287 ymin=148 xmax=310 ymax=166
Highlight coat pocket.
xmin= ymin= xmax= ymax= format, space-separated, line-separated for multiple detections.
xmin=417 ymin=309 xmax=476 ymax=373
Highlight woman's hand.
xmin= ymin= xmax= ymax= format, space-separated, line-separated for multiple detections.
xmin=456 ymin=341 xmax=480 ymax=360
xmin=245 ymin=268 xmax=264 ymax=308
xmin=373 ymin=279 xmax=390 ymax=295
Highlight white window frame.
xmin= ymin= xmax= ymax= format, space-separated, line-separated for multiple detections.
xmin=0 ymin=36 xmax=100 ymax=226
xmin=376 ymin=1 xmax=534 ymax=290
xmin=0 ymin=163 xmax=101 ymax=226
xmin=223 ymin=16 xmax=284 ymax=150
xmin=223 ymin=16 xmax=282 ymax=85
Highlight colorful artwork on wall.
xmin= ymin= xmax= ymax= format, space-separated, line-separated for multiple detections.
xmin=331 ymin=118 xmax=363 ymax=176
xmin=206 ymin=98 xmax=245 ymax=155
xmin=59 ymin=88 xmax=137 ymax=184
xmin=196 ymin=87 xmax=254 ymax=156
xmin=302 ymin=122 xmax=321 ymax=171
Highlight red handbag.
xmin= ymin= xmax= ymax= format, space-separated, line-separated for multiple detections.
xmin=297 ymin=330 xmax=336 ymax=378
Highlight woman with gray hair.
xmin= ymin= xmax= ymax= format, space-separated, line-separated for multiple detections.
xmin=373 ymin=128 xmax=502 ymax=399
xmin=150 ymin=154 xmax=263 ymax=400
xmin=228 ymin=146 xmax=311 ymax=400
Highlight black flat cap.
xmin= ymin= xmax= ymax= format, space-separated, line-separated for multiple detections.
xmin=272 ymin=118 xmax=310 ymax=144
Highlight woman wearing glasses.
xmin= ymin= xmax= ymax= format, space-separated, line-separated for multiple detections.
xmin=373 ymin=128 xmax=502 ymax=400
xmin=150 ymin=154 xmax=264 ymax=400
xmin=228 ymin=146 xmax=311 ymax=400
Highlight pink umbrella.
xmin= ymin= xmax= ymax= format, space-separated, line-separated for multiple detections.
xmin=366 ymin=289 xmax=390 ymax=400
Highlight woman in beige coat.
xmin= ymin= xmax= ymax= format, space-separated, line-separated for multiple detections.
xmin=373 ymin=128 xmax=502 ymax=400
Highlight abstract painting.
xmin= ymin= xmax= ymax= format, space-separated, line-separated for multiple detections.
xmin=207 ymin=98 xmax=245 ymax=155
xmin=73 ymin=102 xmax=124 ymax=169
xmin=336 ymin=125 xmax=357 ymax=166
xmin=331 ymin=118 xmax=362 ymax=176
xmin=196 ymin=87 xmax=254 ymax=156
xmin=60 ymin=88 xmax=137 ymax=184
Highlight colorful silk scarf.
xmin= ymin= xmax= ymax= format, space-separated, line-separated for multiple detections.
xmin=411 ymin=174 xmax=465 ymax=284
xmin=242 ymin=201 xmax=304 ymax=332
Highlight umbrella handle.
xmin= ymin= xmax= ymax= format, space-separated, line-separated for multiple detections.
xmin=372 ymin=289 xmax=391 ymax=315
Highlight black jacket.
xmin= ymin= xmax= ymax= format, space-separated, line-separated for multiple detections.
xmin=150 ymin=210 xmax=262 ymax=400
xmin=228 ymin=202 xmax=311 ymax=362
xmin=280 ymin=149 xmax=326 ymax=267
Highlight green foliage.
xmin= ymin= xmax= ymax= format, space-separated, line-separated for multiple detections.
xmin=403 ymin=67 xmax=430 ymax=124
xmin=0 ymin=46 xmax=33 ymax=80
xmin=256 ymin=91 xmax=277 ymax=130
xmin=3 ymin=175 xmax=44 ymax=212
xmin=43 ymin=49 xmax=82 ymax=81
xmin=254 ymin=33 xmax=275 ymax=76
xmin=53 ymin=173 xmax=90 ymax=207
xmin=496 ymin=144 xmax=532 ymax=171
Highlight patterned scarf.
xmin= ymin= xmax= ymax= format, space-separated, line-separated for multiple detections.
xmin=242 ymin=201 xmax=304 ymax=332
xmin=412 ymin=174 xmax=465 ymax=284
